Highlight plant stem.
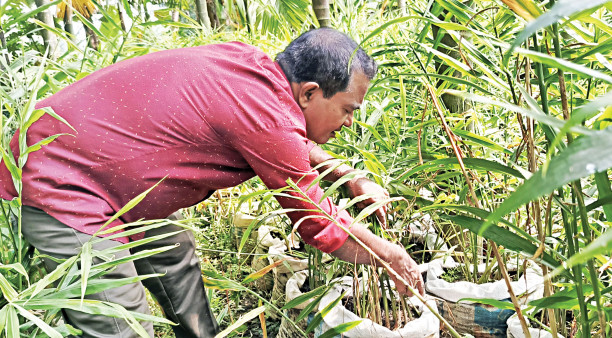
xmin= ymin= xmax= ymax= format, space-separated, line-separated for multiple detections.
xmin=558 ymin=194 xmax=589 ymax=337
xmin=572 ymin=183 xmax=606 ymax=335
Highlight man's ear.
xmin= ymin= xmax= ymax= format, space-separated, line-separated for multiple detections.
xmin=297 ymin=82 xmax=320 ymax=109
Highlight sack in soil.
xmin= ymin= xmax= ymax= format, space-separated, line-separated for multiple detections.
xmin=316 ymin=276 xmax=440 ymax=338
xmin=425 ymin=261 xmax=544 ymax=337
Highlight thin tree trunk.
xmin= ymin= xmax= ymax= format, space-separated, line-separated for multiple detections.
xmin=117 ymin=2 xmax=127 ymax=31
xmin=35 ymin=0 xmax=58 ymax=58
xmin=207 ymin=0 xmax=220 ymax=29
xmin=398 ymin=0 xmax=406 ymax=15
xmin=432 ymin=24 xmax=469 ymax=116
xmin=63 ymin=1 xmax=75 ymax=39
xmin=313 ymin=0 xmax=331 ymax=28
xmin=0 ymin=26 xmax=9 ymax=70
xmin=85 ymin=25 xmax=99 ymax=50
xmin=195 ymin=0 xmax=212 ymax=30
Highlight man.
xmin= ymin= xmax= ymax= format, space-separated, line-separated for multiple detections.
xmin=0 ymin=28 xmax=424 ymax=337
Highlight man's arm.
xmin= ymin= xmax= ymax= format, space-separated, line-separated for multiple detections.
xmin=330 ymin=224 xmax=425 ymax=296
xmin=309 ymin=145 xmax=390 ymax=226
xmin=310 ymin=145 xmax=423 ymax=296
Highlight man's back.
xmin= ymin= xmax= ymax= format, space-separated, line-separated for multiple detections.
xmin=0 ymin=42 xmax=308 ymax=241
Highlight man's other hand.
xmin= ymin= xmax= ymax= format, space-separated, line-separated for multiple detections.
xmin=345 ymin=177 xmax=390 ymax=228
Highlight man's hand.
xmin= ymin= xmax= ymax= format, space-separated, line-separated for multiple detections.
xmin=345 ymin=177 xmax=390 ymax=228
xmin=385 ymin=244 xmax=425 ymax=296
xmin=330 ymin=225 xmax=425 ymax=297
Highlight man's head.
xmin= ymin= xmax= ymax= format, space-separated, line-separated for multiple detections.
xmin=277 ymin=28 xmax=378 ymax=144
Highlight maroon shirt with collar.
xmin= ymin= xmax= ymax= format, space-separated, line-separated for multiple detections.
xmin=0 ymin=42 xmax=351 ymax=253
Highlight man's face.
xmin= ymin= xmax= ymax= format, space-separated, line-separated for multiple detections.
xmin=301 ymin=72 xmax=370 ymax=144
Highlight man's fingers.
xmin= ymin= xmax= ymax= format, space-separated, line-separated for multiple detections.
xmin=375 ymin=209 xmax=387 ymax=228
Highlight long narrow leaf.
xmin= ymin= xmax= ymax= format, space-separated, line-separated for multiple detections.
xmin=215 ymin=306 xmax=266 ymax=338
xmin=483 ymin=128 xmax=612 ymax=231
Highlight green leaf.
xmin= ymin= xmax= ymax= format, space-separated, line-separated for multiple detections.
xmin=94 ymin=245 xmax=177 ymax=272
xmin=399 ymin=158 xmax=524 ymax=181
xmin=80 ymin=241 xmax=92 ymax=303
xmin=95 ymin=178 xmax=166 ymax=234
xmin=120 ymin=0 xmax=133 ymax=19
xmin=352 ymin=197 xmax=402 ymax=225
xmin=13 ymin=304 xmax=62 ymax=338
xmin=242 ymin=259 xmax=286 ymax=284
xmin=201 ymin=271 xmax=246 ymax=291
xmin=0 ymin=306 xmax=7 ymax=334
xmin=31 ymin=19 xmax=83 ymax=52
xmin=0 ymin=272 xmax=18 ymax=302
xmin=483 ymin=128 xmax=612 ymax=232
xmin=5 ymin=306 xmax=19 ymax=338
xmin=508 ymin=0 xmax=612 ymax=57
xmin=5 ymin=0 xmax=63 ymax=27
xmin=549 ymin=92 xmax=612 ymax=154
xmin=440 ymin=214 xmax=560 ymax=269
xmin=36 ymin=107 xmax=76 ymax=133
xmin=594 ymin=171 xmax=612 ymax=220
xmin=215 ymin=306 xmax=266 ymax=338
xmin=528 ymin=285 xmax=590 ymax=310
xmin=24 ymin=134 xmax=70 ymax=155
xmin=282 ymin=284 xmax=328 ymax=310
xmin=458 ymin=298 xmax=515 ymax=310
xmin=20 ymin=299 xmax=174 ymax=324
xmin=512 ymin=46 xmax=612 ymax=84
xmin=0 ymin=263 xmax=29 ymax=284
xmin=49 ymin=274 xmax=163 ymax=299
xmin=549 ymin=226 xmax=612 ymax=278
xmin=23 ymin=256 xmax=79 ymax=300
xmin=421 ymin=203 xmax=540 ymax=244
xmin=452 ymin=129 xmax=513 ymax=155
xmin=305 ymin=291 xmax=346 ymax=333
xmin=444 ymin=90 xmax=591 ymax=134
xmin=319 ymin=320 xmax=362 ymax=338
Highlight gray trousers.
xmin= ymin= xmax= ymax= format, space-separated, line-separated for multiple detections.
xmin=21 ymin=206 xmax=219 ymax=338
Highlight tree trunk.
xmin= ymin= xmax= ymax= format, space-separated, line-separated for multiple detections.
xmin=0 ymin=27 xmax=9 ymax=70
xmin=85 ymin=25 xmax=99 ymax=50
xmin=207 ymin=0 xmax=220 ymax=29
xmin=432 ymin=22 xmax=471 ymax=116
xmin=398 ymin=0 xmax=406 ymax=15
xmin=63 ymin=2 xmax=75 ymax=39
xmin=117 ymin=2 xmax=127 ymax=31
xmin=34 ymin=0 xmax=58 ymax=58
xmin=195 ymin=0 xmax=212 ymax=30
xmin=312 ymin=0 xmax=331 ymax=28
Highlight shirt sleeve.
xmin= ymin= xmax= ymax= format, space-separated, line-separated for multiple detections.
xmin=230 ymin=125 xmax=351 ymax=253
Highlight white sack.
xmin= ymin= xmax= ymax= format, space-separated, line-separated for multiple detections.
xmin=318 ymin=277 xmax=440 ymax=338
xmin=426 ymin=261 xmax=544 ymax=304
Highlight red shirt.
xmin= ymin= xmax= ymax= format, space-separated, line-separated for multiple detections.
xmin=0 ymin=42 xmax=351 ymax=253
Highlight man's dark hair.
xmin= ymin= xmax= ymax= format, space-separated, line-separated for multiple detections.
xmin=276 ymin=28 xmax=378 ymax=98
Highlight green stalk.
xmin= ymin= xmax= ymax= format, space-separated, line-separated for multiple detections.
xmin=380 ymin=271 xmax=390 ymax=328
xmin=573 ymin=183 xmax=606 ymax=335
xmin=548 ymin=7 xmax=604 ymax=331
xmin=384 ymin=273 xmax=399 ymax=329
xmin=558 ymin=193 xmax=589 ymax=337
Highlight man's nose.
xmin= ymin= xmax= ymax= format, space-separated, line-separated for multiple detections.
xmin=344 ymin=112 xmax=354 ymax=127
